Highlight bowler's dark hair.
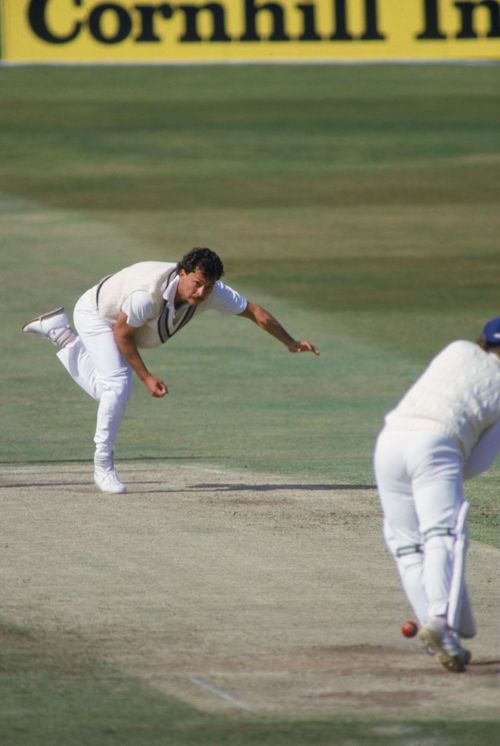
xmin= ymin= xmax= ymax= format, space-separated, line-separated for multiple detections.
xmin=177 ymin=248 xmax=224 ymax=281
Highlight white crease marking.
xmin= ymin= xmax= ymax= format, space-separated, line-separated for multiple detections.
xmin=186 ymin=675 xmax=255 ymax=713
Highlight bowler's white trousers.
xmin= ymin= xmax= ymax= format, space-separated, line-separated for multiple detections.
xmin=56 ymin=289 xmax=133 ymax=458
xmin=374 ymin=427 xmax=464 ymax=624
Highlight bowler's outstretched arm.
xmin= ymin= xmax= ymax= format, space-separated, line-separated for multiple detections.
xmin=239 ymin=302 xmax=320 ymax=355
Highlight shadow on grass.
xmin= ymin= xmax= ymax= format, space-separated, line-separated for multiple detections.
xmin=190 ymin=482 xmax=376 ymax=492
xmin=0 ymin=481 xmax=375 ymax=492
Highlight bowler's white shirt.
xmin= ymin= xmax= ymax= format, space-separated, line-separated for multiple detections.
xmin=122 ymin=276 xmax=247 ymax=328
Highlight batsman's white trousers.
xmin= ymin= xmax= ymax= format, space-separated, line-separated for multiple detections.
xmin=56 ymin=289 xmax=132 ymax=458
xmin=374 ymin=427 xmax=464 ymax=622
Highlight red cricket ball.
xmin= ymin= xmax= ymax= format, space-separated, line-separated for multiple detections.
xmin=401 ymin=620 xmax=418 ymax=638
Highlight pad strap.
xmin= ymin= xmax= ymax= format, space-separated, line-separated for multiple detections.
xmin=423 ymin=526 xmax=455 ymax=541
xmin=396 ymin=544 xmax=422 ymax=557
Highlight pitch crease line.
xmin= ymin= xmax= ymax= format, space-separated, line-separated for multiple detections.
xmin=186 ymin=675 xmax=255 ymax=713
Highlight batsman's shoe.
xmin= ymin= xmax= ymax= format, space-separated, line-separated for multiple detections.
xmin=450 ymin=631 xmax=471 ymax=665
xmin=94 ymin=454 xmax=127 ymax=494
xmin=22 ymin=307 xmax=76 ymax=347
xmin=418 ymin=619 xmax=468 ymax=673
xmin=420 ymin=632 xmax=471 ymax=664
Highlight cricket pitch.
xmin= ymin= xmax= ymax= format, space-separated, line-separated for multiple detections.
xmin=0 ymin=461 xmax=498 ymax=720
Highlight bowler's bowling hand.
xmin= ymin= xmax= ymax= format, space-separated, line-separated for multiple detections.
xmin=145 ymin=375 xmax=168 ymax=397
xmin=288 ymin=340 xmax=320 ymax=356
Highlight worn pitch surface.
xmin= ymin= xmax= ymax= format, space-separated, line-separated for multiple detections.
xmin=1 ymin=462 xmax=498 ymax=718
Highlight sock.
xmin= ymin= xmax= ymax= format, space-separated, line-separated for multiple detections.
xmin=48 ymin=326 xmax=77 ymax=348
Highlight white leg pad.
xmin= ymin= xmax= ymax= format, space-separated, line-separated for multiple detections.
xmin=423 ymin=533 xmax=455 ymax=618
xmin=396 ymin=553 xmax=429 ymax=626
xmin=383 ymin=520 xmax=428 ymax=625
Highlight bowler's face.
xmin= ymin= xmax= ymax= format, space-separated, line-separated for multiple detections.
xmin=176 ymin=268 xmax=215 ymax=305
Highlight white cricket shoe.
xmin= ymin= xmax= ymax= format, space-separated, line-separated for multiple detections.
xmin=420 ymin=631 xmax=471 ymax=665
xmin=22 ymin=307 xmax=76 ymax=347
xmin=449 ymin=631 xmax=471 ymax=665
xmin=418 ymin=618 xmax=469 ymax=672
xmin=94 ymin=453 xmax=127 ymax=494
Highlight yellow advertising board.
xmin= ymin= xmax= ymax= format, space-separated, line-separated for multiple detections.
xmin=2 ymin=0 xmax=500 ymax=63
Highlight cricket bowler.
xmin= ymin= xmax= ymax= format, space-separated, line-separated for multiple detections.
xmin=23 ymin=248 xmax=319 ymax=493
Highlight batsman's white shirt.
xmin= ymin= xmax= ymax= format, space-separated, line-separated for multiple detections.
xmin=384 ymin=340 xmax=500 ymax=459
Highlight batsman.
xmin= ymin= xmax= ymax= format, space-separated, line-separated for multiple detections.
xmin=374 ymin=317 xmax=500 ymax=672
xmin=22 ymin=248 xmax=319 ymax=493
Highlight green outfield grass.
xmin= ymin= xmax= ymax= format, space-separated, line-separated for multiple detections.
xmin=1 ymin=64 xmax=499 ymax=517
xmin=1 ymin=64 xmax=499 ymax=744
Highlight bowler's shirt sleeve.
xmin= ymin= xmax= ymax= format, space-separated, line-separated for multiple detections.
xmin=201 ymin=281 xmax=247 ymax=315
xmin=121 ymin=291 xmax=155 ymax=327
